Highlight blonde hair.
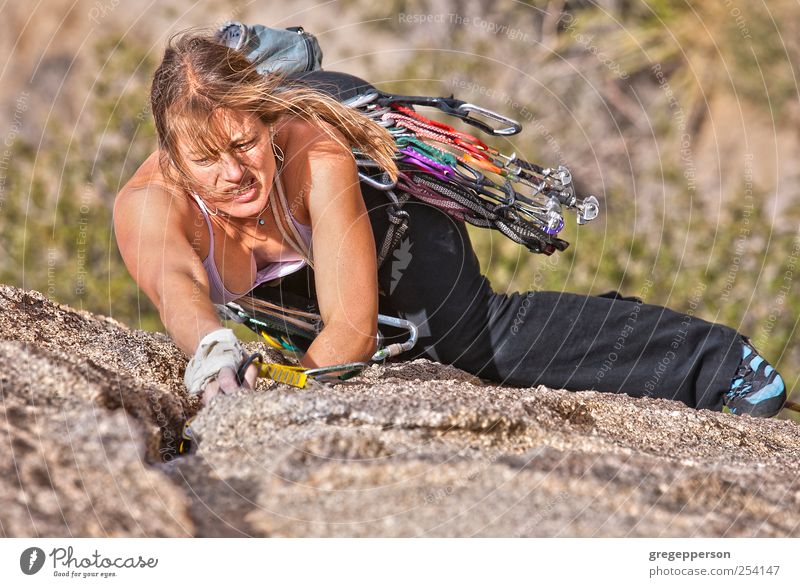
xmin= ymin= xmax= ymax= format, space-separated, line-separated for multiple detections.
xmin=150 ymin=29 xmax=398 ymax=192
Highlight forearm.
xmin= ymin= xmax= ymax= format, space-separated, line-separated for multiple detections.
xmin=157 ymin=273 xmax=223 ymax=356
xmin=300 ymin=321 xmax=377 ymax=369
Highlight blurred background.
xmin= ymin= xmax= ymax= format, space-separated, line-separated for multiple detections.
xmin=1 ymin=0 xmax=798 ymax=403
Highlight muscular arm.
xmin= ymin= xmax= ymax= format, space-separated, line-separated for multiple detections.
xmin=293 ymin=127 xmax=379 ymax=368
xmin=113 ymin=181 xmax=222 ymax=356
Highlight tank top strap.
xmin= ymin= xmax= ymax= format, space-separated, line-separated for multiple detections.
xmin=268 ymin=125 xmax=314 ymax=268
xmin=189 ymin=192 xmax=215 ymax=248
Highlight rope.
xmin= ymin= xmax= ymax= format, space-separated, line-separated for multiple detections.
xmin=376 ymin=190 xmax=410 ymax=268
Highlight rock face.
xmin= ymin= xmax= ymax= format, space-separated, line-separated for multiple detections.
xmin=1 ymin=284 xmax=799 ymax=537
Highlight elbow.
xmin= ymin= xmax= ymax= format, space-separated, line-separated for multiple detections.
xmin=337 ymin=321 xmax=378 ymax=362
xmin=359 ymin=331 xmax=378 ymax=362
xmin=363 ymin=318 xmax=379 ymax=360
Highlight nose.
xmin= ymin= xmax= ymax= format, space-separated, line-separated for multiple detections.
xmin=218 ymin=151 xmax=246 ymax=183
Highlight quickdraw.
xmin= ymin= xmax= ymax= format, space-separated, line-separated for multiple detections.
xmin=215 ymin=296 xmax=418 ymax=387
xmin=344 ymin=89 xmax=599 ymax=256
xmin=235 ymin=352 xmax=368 ymax=389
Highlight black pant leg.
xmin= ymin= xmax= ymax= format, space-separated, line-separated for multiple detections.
xmin=273 ymin=179 xmax=742 ymax=412
xmin=361 ymin=183 xmax=742 ymax=410
xmin=483 ymin=291 xmax=742 ymax=410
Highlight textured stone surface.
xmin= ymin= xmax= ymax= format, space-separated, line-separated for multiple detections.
xmin=1 ymin=284 xmax=799 ymax=537
xmin=0 ymin=337 xmax=193 ymax=536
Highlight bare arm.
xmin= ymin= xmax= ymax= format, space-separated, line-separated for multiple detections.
xmin=293 ymin=128 xmax=379 ymax=368
xmin=114 ymin=181 xmax=259 ymax=400
xmin=113 ymin=183 xmax=224 ymax=356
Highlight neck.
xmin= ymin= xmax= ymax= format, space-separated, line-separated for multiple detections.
xmin=220 ymin=207 xmax=270 ymax=234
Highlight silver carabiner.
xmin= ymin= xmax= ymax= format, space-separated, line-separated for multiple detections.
xmin=358 ymin=170 xmax=397 ymax=191
xmin=343 ymin=91 xmax=380 ymax=109
xmin=456 ymin=103 xmax=523 ymax=136
xmin=577 ymin=195 xmax=599 ymax=225
xmin=372 ymin=315 xmax=418 ymax=360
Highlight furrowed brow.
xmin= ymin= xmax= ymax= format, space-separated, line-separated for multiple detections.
xmin=230 ymin=132 xmax=258 ymax=145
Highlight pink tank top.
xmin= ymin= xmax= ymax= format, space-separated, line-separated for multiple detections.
xmin=190 ymin=182 xmax=312 ymax=305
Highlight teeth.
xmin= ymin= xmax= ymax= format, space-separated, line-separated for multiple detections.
xmin=234 ymin=178 xmax=255 ymax=195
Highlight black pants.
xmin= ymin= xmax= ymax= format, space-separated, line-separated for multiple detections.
xmin=275 ymin=71 xmax=743 ymax=411
xmin=274 ymin=182 xmax=742 ymax=411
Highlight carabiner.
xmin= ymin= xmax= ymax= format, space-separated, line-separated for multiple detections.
xmin=358 ymin=170 xmax=397 ymax=191
xmin=342 ymin=91 xmax=380 ymax=109
xmin=355 ymin=156 xmax=398 ymax=191
xmin=449 ymin=103 xmax=522 ymax=136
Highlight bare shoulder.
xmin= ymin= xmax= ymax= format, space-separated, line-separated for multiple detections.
xmin=274 ymin=116 xmax=357 ymax=225
xmin=277 ymin=115 xmax=353 ymax=165
xmin=114 ymin=151 xmax=202 ymax=250
xmin=113 ymin=153 xmax=211 ymax=305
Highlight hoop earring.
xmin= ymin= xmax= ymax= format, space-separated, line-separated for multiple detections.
xmin=270 ymin=125 xmax=285 ymax=163
xmin=273 ymin=141 xmax=285 ymax=163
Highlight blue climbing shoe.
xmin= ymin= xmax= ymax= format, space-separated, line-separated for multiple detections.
xmin=723 ymin=338 xmax=786 ymax=418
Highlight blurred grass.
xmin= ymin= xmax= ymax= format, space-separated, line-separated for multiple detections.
xmin=0 ymin=0 xmax=797 ymax=409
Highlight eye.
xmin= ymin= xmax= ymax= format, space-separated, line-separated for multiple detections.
xmin=233 ymin=139 xmax=257 ymax=152
xmin=191 ymin=155 xmax=215 ymax=167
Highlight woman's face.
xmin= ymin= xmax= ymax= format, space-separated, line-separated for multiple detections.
xmin=177 ymin=108 xmax=275 ymax=219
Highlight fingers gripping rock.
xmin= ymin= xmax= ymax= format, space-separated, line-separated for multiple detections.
xmin=183 ymin=328 xmax=247 ymax=395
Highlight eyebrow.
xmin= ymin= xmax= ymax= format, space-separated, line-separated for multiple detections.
xmin=231 ymin=132 xmax=258 ymax=143
xmin=187 ymin=133 xmax=258 ymax=159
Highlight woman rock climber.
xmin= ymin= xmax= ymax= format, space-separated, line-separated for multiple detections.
xmin=114 ymin=32 xmax=786 ymax=417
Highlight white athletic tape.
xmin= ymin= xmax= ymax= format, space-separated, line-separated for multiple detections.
xmin=183 ymin=328 xmax=247 ymax=396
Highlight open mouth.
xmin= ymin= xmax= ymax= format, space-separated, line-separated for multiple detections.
xmin=231 ymin=177 xmax=259 ymax=202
